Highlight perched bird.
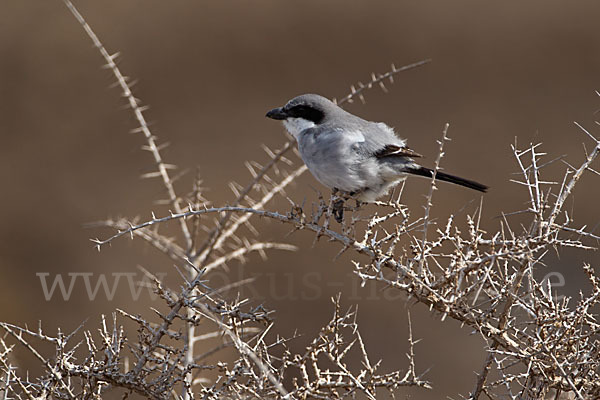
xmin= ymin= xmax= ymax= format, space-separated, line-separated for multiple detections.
xmin=266 ymin=94 xmax=487 ymax=206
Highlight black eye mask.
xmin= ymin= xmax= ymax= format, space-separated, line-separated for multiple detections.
xmin=286 ymin=104 xmax=325 ymax=124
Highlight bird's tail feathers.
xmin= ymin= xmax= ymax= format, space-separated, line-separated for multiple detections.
xmin=406 ymin=166 xmax=488 ymax=193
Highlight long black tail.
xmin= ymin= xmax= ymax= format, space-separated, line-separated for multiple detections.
xmin=406 ymin=166 xmax=488 ymax=193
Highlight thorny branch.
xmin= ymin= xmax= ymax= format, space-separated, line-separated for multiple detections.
xmin=62 ymin=0 xmax=193 ymax=250
xmin=87 ymin=121 xmax=600 ymax=399
xmin=2 ymin=2 xmax=599 ymax=400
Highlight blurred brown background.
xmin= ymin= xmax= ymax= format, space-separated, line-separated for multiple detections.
xmin=1 ymin=1 xmax=600 ymax=398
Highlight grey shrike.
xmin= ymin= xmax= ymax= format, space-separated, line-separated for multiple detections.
xmin=266 ymin=93 xmax=487 ymax=205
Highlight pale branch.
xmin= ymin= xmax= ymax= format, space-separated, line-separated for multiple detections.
xmin=203 ymin=242 xmax=298 ymax=272
xmin=63 ymin=0 xmax=192 ymax=249
xmin=418 ymin=123 xmax=450 ymax=276
xmin=91 ymin=218 xmax=188 ymax=263
xmin=546 ymin=122 xmax=600 ymax=232
xmin=193 ymin=302 xmax=289 ymax=398
xmin=195 ymin=141 xmax=298 ymax=262
xmin=193 ymin=165 xmax=308 ymax=265
xmin=335 ymin=59 xmax=432 ymax=105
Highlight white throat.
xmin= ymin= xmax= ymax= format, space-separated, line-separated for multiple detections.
xmin=283 ymin=117 xmax=316 ymax=139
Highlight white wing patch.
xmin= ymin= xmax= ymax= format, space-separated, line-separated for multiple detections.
xmin=283 ymin=118 xmax=316 ymax=139
xmin=345 ymin=130 xmax=365 ymax=143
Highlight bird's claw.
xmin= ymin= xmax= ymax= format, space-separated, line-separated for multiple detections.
xmin=333 ymin=198 xmax=345 ymax=223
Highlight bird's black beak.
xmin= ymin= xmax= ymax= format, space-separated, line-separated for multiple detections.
xmin=265 ymin=107 xmax=287 ymax=120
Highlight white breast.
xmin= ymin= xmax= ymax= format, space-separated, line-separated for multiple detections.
xmin=283 ymin=118 xmax=316 ymax=139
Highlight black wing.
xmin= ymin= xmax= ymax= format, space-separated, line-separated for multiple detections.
xmin=374 ymin=144 xmax=423 ymax=159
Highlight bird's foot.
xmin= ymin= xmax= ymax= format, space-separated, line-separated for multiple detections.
xmin=333 ymin=198 xmax=345 ymax=223
xmin=330 ymin=190 xmax=364 ymax=223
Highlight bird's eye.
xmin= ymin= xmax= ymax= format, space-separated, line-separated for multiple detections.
xmin=287 ymin=105 xmax=324 ymax=124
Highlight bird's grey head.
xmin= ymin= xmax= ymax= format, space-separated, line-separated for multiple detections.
xmin=265 ymin=94 xmax=340 ymax=139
